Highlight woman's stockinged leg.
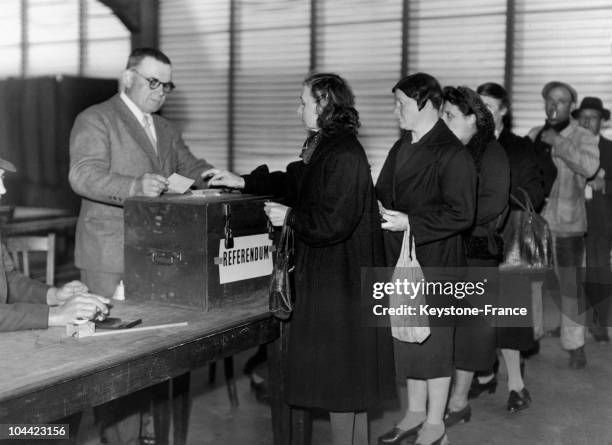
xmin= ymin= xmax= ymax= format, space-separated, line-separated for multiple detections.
xmin=501 ymin=348 xmax=524 ymax=392
xmin=448 ymin=369 xmax=473 ymax=411
xmin=397 ymin=379 xmax=427 ymax=431
xmin=330 ymin=411 xmax=368 ymax=445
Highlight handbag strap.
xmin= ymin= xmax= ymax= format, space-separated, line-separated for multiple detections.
xmin=509 ymin=187 xmax=535 ymax=214
xmin=408 ymin=230 xmax=416 ymax=261
xmin=278 ymin=210 xmax=294 ymax=255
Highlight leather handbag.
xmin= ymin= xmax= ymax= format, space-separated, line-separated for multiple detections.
xmin=390 ymin=229 xmax=430 ymax=343
xmin=499 ymin=188 xmax=553 ymax=272
xmin=269 ymin=213 xmax=294 ymax=320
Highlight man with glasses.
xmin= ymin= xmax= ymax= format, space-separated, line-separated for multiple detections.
xmin=527 ymin=81 xmax=599 ymax=369
xmin=69 ymin=47 xmax=213 ymax=445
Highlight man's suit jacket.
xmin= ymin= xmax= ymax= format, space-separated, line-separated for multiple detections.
xmin=0 ymin=242 xmax=49 ymax=331
xmin=69 ymin=94 xmax=214 ymax=274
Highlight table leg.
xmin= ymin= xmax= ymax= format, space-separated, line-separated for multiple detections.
xmin=172 ymin=373 xmax=191 ymax=445
xmin=151 ymin=382 xmax=170 ymax=445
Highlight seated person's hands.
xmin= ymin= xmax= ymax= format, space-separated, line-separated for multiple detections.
xmin=131 ymin=173 xmax=169 ymax=197
xmin=380 ymin=208 xmax=409 ymax=232
xmin=206 ymin=169 xmax=245 ymax=189
xmin=264 ymin=202 xmax=289 ymax=227
xmin=47 ymin=294 xmax=111 ymax=327
xmin=46 ymin=280 xmax=89 ymax=306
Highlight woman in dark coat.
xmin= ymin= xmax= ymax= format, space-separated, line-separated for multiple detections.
xmin=441 ymin=86 xmax=510 ymax=427
xmin=376 ymin=73 xmax=476 ymax=445
xmin=208 ymin=73 xmax=395 ymax=445
xmin=473 ymin=82 xmax=546 ymax=413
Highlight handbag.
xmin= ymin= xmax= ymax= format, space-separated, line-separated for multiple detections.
xmin=499 ymin=188 xmax=553 ymax=272
xmin=390 ymin=229 xmax=431 ymax=343
xmin=269 ymin=213 xmax=294 ymax=320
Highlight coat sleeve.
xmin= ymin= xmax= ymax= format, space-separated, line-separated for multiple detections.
xmin=69 ymin=110 xmax=138 ymax=206
xmin=287 ymin=149 xmax=370 ymax=247
xmin=243 ymin=162 xmax=303 ymax=207
xmin=475 ymin=142 xmax=510 ymax=226
xmin=512 ymin=137 xmax=546 ymax=210
xmin=0 ymin=246 xmax=49 ymax=331
xmin=410 ymin=149 xmax=477 ymax=245
xmin=552 ymin=129 xmax=600 ymax=178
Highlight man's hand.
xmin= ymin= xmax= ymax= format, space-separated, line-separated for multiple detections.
xmin=380 ymin=208 xmax=410 ymax=232
xmin=47 ymin=294 xmax=111 ymax=327
xmin=47 ymin=280 xmax=89 ymax=306
xmin=541 ymin=129 xmax=560 ymax=146
xmin=206 ymin=169 xmax=246 ymax=189
xmin=264 ymin=202 xmax=289 ymax=227
xmin=131 ymin=173 xmax=169 ymax=197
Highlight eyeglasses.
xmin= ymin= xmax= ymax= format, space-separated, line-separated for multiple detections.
xmin=131 ymin=69 xmax=176 ymax=93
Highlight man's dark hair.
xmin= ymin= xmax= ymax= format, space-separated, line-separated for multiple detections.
xmin=392 ymin=72 xmax=443 ymax=111
xmin=126 ymin=48 xmax=172 ymax=69
xmin=477 ymin=82 xmax=513 ymax=130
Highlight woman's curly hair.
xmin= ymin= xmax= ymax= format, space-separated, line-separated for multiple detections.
xmin=303 ymin=73 xmax=360 ymax=136
xmin=443 ymin=85 xmax=495 ymax=172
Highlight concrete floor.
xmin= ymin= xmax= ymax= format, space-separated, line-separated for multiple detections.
xmin=80 ymin=295 xmax=612 ymax=445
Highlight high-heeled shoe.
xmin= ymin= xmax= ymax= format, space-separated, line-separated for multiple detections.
xmin=467 ymin=375 xmax=497 ymax=399
xmin=377 ymin=423 xmax=422 ymax=445
xmin=443 ymin=404 xmax=471 ymax=428
xmin=507 ymin=388 xmax=531 ymax=413
xmin=415 ymin=424 xmax=450 ymax=445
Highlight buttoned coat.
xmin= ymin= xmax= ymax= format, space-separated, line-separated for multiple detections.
xmin=69 ymin=94 xmax=213 ymax=274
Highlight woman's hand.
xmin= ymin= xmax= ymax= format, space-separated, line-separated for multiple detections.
xmin=264 ymin=202 xmax=289 ymax=227
xmin=380 ymin=207 xmax=410 ymax=232
xmin=205 ymin=169 xmax=245 ymax=189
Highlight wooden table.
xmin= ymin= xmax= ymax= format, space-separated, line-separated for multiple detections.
xmin=0 ymin=295 xmax=292 ymax=445
xmin=1 ymin=207 xmax=77 ymax=236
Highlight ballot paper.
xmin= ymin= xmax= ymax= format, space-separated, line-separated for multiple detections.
xmin=167 ymin=173 xmax=195 ymax=194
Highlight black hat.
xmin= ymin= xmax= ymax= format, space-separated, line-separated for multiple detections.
xmin=0 ymin=158 xmax=16 ymax=173
xmin=571 ymin=96 xmax=611 ymax=121
xmin=541 ymin=81 xmax=577 ymax=104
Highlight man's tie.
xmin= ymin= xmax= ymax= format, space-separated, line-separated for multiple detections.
xmin=142 ymin=114 xmax=157 ymax=153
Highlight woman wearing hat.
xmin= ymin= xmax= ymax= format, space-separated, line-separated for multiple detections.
xmin=0 ymin=158 xmax=110 ymax=331
xmin=376 ymin=73 xmax=477 ymax=445
xmin=440 ymin=86 xmax=510 ymax=426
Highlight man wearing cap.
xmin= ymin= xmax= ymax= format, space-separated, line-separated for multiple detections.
xmin=574 ymin=97 xmax=612 ymax=343
xmin=528 ymin=81 xmax=599 ymax=368
xmin=0 ymin=158 xmax=110 ymax=331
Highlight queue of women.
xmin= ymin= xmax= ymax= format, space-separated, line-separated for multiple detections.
xmin=207 ymin=72 xmax=527 ymax=445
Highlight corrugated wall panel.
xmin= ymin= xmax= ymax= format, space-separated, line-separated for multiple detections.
xmin=317 ymin=0 xmax=402 ymax=180
xmin=160 ymin=0 xmax=230 ymax=168
xmin=408 ymin=0 xmax=507 ymax=89
xmin=233 ymin=0 xmax=310 ymax=174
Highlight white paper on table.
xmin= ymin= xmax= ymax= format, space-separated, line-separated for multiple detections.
xmin=167 ymin=173 xmax=195 ymax=194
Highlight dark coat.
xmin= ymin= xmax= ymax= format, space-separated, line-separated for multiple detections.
xmin=586 ymin=135 xmax=612 ymax=233
xmin=375 ymin=120 xmax=477 ymax=272
xmin=464 ymin=139 xmax=510 ymax=261
xmin=0 ymin=243 xmax=50 ymax=331
xmin=498 ymin=129 xmax=545 ymax=211
xmin=243 ymin=131 xmax=395 ymax=411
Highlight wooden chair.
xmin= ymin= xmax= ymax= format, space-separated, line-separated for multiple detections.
xmin=5 ymin=233 xmax=56 ymax=285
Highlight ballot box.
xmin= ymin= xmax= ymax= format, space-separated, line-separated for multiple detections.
xmin=124 ymin=191 xmax=274 ymax=311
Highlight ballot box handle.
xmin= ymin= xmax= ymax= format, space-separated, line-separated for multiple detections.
xmin=223 ymin=203 xmax=234 ymax=249
xmin=150 ymin=249 xmax=182 ymax=266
